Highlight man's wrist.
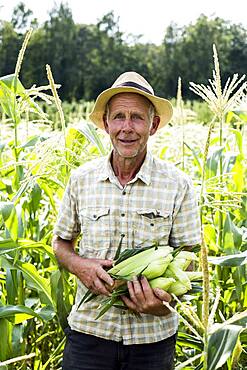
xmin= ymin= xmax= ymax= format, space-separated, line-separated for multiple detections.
xmin=68 ymin=253 xmax=84 ymax=275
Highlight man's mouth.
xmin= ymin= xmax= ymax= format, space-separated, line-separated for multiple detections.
xmin=119 ymin=139 xmax=137 ymax=143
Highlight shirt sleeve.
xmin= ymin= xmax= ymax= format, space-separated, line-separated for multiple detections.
xmin=53 ymin=174 xmax=81 ymax=240
xmin=169 ymin=176 xmax=201 ymax=248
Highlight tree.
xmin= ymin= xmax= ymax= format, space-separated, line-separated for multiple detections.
xmin=0 ymin=21 xmax=21 ymax=76
xmin=42 ymin=3 xmax=79 ymax=100
xmin=11 ymin=2 xmax=35 ymax=32
xmin=158 ymin=15 xmax=243 ymax=99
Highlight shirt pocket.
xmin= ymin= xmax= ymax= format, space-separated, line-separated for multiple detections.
xmin=133 ymin=208 xmax=172 ymax=246
xmin=79 ymin=207 xmax=111 ymax=255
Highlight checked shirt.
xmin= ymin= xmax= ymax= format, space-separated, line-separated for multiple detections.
xmin=53 ymin=151 xmax=201 ymax=345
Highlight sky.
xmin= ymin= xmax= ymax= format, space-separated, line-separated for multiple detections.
xmin=0 ymin=0 xmax=247 ymax=44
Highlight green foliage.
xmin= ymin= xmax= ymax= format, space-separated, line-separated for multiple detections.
xmin=0 ymin=30 xmax=246 ymax=370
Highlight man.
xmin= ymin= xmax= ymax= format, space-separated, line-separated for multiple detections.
xmin=53 ymin=71 xmax=201 ymax=370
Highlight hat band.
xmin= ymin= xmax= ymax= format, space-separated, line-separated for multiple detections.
xmin=115 ymin=81 xmax=153 ymax=95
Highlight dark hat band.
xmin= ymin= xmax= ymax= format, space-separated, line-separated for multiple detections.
xmin=115 ymin=81 xmax=153 ymax=95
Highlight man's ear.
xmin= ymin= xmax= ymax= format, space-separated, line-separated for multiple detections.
xmin=150 ymin=116 xmax=160 ymax=135
xmin=103 ymin=113 xmax=109 ymax=134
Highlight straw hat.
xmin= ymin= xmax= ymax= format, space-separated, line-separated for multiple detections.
xmin=89 ymin=71 xmax=173 ymax=130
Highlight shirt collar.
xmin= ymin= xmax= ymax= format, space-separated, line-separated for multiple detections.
xmin=97 ymin=150 xmax=153 ymax=186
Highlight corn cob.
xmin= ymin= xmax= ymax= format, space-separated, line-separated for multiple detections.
xmin=78 ymin=244 xmax=200 ymax=318
xmin=108 ymin=246 xmax=173 ymax=280
xmin=185 ymin=271 xmax=203 ymax=281
xmin=149 ymin=277 xmax=175 ymax=291
xmin=172 ymin=251 xmax=198 ymax=270
xmin=168 ymin=281 xmax=189 ymax=296
xmin=164 ymin=263 xmax=192 ymax=290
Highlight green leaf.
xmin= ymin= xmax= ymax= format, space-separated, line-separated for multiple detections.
xmin=0 ymin=74 xmax=25 ymax=94
xmin=30 ymin=183 xmax=42 ymax=215
xmin=232 ymin=159 xmax=245 ymax=192
xmin=222 ymin=151 xmax=237 ymax=173
xmin=12 ymin=324 xmax=25 ymax=358
xmin=0 ymin=201 xmax=18 ymax=242
xmin=0 ymin=75 xmax=22 ymax=123
xmin=206 ymin=146 xmax=224 ymax=178
xmin=50 ymin=269 xmax=71 ymax=329
xmin=230 ymin=128 xmax=243 ymax=157
xmin=184 ymin=142 xmax=202 ymax=173
xmin=78 ymin=121 xmax=107 ymax=156
xmin=0 ymin=305 xmax=53 ymax=324
xmin=176 ymin=332 xmax=203 ymax=351
xmin=0 ymin=319 xmax=11 ymax=361
xmin=208 ymin=250 xmax=247 ymax=266
xmin=223 ymin=213 xmax=242 ymax=250
xmin=20 ymin=135 xmax=41 ymax=148
xmin=0 ymin=257 xmax=53 ymax=307
xmin=6 ymin=269 xmax=18 ymax=305
xmin=207 ymin=324 xmax=242 ymax=370
xmin=0 ymin=239 xmax=56 ymax=263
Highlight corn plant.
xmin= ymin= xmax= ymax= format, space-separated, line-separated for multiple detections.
xmin=1 ymin=32 xmax=247 ymax=370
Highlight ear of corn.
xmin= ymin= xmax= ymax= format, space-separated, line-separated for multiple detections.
xmin=165 ymin=264 xmax=192 ymax=290
xmin=149 ymin=277 xmax=176 ymax=291
xmin=172 ymin=251 xmax=198 ymax=270
xmin=78 ymin=243 xmax=201 ymax=318
xmin=186 ymin=271 xmax=203 ymax=281
xmin=108 ymin=246 xmax=173 ymax=279
xmin=168 ymin=281 xmax=189 ymax=296
xmin=138 ymin=254 xmax=173 ymax=280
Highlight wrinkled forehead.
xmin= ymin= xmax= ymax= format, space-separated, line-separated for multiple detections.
xmin=107 ymin=92 xmax=154 ymax=110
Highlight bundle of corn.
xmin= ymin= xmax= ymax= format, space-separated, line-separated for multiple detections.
xmin=79 ymin=244 xmax=201 ymax=319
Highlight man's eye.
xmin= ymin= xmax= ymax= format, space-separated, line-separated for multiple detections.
xmin=132 ymin=114 xmax=143 ymax=120
xmin=114 ymin=113 xmax=125 ymax=119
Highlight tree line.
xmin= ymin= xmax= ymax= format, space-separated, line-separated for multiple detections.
xmin=1 ymin=2 xmax=247 ymax=102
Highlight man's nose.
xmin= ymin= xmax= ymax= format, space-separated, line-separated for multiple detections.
xmin=122 ymin=118 xmax=133 ymax=131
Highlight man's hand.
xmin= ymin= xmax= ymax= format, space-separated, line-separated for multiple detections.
xmin=52 ymin=236 xmax=114 ymax=297
xmin=72 ymin=256 xmax=114 ymax=296
xmin=121 ymin=276 xmax=172 ymax=316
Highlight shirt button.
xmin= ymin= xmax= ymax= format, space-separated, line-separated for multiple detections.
xmin=122 ymin=191 xmax=126 ymax=195
xmin=121 ymin=213 xmax=125 ymax=217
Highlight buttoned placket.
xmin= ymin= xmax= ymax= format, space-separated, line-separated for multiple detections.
xmin=118 ymin=184 xmax=131 ymax=319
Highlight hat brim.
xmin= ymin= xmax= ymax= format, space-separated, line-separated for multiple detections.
xmin=89 ymin=86 xmax=173 ymax=130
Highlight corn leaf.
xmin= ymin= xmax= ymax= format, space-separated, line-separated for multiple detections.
xmin=223 ymin=213 xmax=242 ymax=250
xmin=0 ymin=239 xmax=56 ymax=263
xmin=206 ymin=146 xmax=224 ymax=178
xmin=207 ymin=324 xmax=242 ymax=370
xmin=0 ymin=305 xmax=54 ymax=324
xmin=0 ymin=202 xmax=19 ymax=242
xmin=176 ymin=332 xmax=203 ymax=351
xmin=0 ymin=257 xmax=53 ymax=307
xmin=208 ymin=250 xmax=247 ymax=266
xmin=0 ymin=318 xmax=11 ymax=361
xmin=77 ymin=121 xmax=107 ymax=156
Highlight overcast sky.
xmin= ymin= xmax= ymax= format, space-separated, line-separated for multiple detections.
xmin=1 ymin=0 xmax=247 ymax=44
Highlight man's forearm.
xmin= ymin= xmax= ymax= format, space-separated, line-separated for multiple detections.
xmin=52 ymin=235 xmax=114 ymax=295
xmin=52 ymin=235 xmax=81 ymax=275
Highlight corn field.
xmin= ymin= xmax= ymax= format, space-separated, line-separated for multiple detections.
xmin=0 ymin=31 xmax=247 ymax=370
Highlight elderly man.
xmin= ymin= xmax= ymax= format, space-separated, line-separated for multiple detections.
xmin=53 ymin=71 xmax=201 ymax=370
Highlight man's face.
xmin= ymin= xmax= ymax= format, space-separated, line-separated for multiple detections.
xmin=103 ymin=93 xmax=160 ymax=159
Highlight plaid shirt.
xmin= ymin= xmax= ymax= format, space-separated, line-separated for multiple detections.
xmin=54 ymin=151 xmax=201 ymax=344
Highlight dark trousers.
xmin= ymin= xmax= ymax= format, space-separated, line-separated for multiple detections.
xmin=62 ymin=327 xmax=176 ymax=370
